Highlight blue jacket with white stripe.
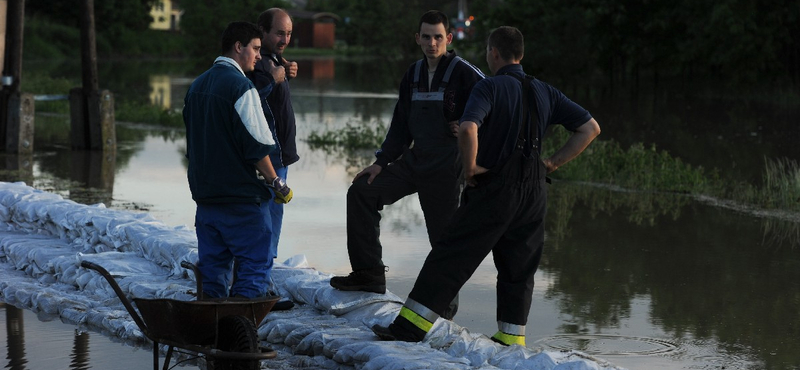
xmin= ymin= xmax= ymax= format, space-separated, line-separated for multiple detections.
xmin=183 ymin=57 xmax=278 ymax=204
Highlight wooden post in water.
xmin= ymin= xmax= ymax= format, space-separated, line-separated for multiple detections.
xmin=0 ymin=0 xmax=7 ymax=79
xmin=5 ymin=92 xmax=33 ymax=154
xmin=69 ymin=0 xmax=115 ymax=152
xmin=1 ymin=0 xmax=35 ymax=154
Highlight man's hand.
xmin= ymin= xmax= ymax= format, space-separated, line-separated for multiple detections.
xmin=353 ymin=164 xmax=382 ymax=185
xmin=281 ymin=57 xmax=298 ymax=79
xmin=268 ymin=59 xmax=286 ymax=84
xmin=542 ymin=158 xmax=557 ymax=174
xmin=269 ymin=177 xmax=293 ymax=204
xmin=464 ymin=165 xmax=489 ymax=187
xmin=448 ymin=120 xmax=459 ymax=137
xmin=542 ymin=118 xmax=600 ymax=174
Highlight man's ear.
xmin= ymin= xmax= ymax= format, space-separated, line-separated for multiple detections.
xmin=446 ymin=33 xmax=453 ymax=45
xmin=490 ymin=46 xmax=499 ymax=60
xmin=415 ymin=33 xmax=421 ymax=45
xmin=233 ymin=41 xmax=243 ymax=54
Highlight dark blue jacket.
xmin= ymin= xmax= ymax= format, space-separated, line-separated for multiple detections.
xmin=247 ymin=53 xmax=300 ymax=168
xmin=184 ymin=57 xmax=277 ymax=203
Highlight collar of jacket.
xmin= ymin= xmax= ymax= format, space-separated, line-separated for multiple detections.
xmin=213 ymin=56 xmax=246 ymax=76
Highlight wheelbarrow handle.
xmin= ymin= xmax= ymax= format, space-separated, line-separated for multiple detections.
xmin=180 ymin=261 xmax=204 ymax=300
xmin=79 ymin=260 xmax=150 ymax=335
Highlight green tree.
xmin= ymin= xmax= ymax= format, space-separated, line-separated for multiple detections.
xmin=26 ymin=0 xmax=154 ymax=38
xmin=180 ymin=0 xmax=290 ymax=59
xmin=470 ymin=0 xmax=800 ymax=89
xmin=306 ymin=0 xmax=458 ymax=59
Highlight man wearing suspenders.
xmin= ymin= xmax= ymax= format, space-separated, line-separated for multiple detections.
xmin=373 ymin=26 xmax=601 ymax=346
xmin=330 ymin=10 xmax=485 ymax=320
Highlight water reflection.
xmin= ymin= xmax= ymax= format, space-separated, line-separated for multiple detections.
xmin=1 ymin=154 xmax=33 ymax=185
xmin=1 ymin=304 xmax=151 ymax=369
xmin=148 ymin=75 xmax=172 ymax=109
xmin=543 ymin=183 xmax=799 ymax=369
xmin=70 ymin=331 xmax=90 ymax=370
xmin=4 ymin=304 xmax=26 ymax=370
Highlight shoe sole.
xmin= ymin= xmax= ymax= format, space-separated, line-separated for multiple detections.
xmin=272 ymin=300 xmax=295 ymax=311
xmin=329 ymin=281 xmax=386 ymax=294
xmin=371 ymin=325 xmax=396 ymax=340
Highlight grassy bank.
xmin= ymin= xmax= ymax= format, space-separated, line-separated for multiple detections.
xmin=24 ymin=16 xmax=187 ymax=60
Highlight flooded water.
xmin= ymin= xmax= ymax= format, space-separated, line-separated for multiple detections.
xmin=2 ymin=57 xmax=800 ymax=370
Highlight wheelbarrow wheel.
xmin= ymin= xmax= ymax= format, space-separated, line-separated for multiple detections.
xmin=210 ymin=315 xmax=260 ymax=370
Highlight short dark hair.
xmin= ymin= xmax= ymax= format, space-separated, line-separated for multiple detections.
xmin=488 ymin=26 xmax=524 ymax=62
xmin=419 ymin=10 xmax=449 ymax=32
xmin=221 ymin=21 xmax=262 ymax=54
xmin=257 ymin=8 xmax=290 ymax=33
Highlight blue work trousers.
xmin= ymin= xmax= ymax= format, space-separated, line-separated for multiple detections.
xmin=266 ymin=166 xmax=288 ymax=260
xmin=195 ymin=202 xmax=274 ymax=298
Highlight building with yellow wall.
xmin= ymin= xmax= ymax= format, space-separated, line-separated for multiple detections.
xmin=149 ymin=0 xmax=182 ymax=31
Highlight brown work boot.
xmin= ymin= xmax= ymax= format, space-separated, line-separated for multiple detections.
xmin=329 ymin=267 xmax=386 ymax=294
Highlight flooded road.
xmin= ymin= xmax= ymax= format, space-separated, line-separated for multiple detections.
xmin=2 ymin=57 xmax=799 ymax=369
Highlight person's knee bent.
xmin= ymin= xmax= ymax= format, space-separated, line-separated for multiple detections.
xmin=347 ymin=176 xmax=373 ymax=205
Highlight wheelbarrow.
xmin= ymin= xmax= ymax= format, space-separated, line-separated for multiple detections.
xmin=80 ymin=260 xmax=279 ymax=370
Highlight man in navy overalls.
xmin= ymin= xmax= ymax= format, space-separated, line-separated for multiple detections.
xmin=373 ymin=26 xmax=601 ymax=346
xmin=330 ymin=10 xmax=485 ymax=320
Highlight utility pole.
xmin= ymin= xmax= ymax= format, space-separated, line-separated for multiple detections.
xmin=1 ymin=0 xmax=35 ymax=155
xmin=69 ymin=0 xmax=115 ymax=152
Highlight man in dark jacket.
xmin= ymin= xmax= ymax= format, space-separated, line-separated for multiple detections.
xmin=247 ymin=8 xmax=300 ymax=265
xmin=372 ymin=26 xmax=601 ymax=346
xmin=330 ymin=10 xmax=485 ymax=320
xmin=183 ymin=21 xmax=293 ymax=299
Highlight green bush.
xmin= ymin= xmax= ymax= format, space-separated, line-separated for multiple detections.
xmin=306 ymin=120 xmax=387 ymax=150
xmin=115 ymin=100 xmax=183 ymax=127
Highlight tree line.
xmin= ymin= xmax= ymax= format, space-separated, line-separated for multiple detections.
xmin=467 ymin=0 xmax=800 ymax=90
xmin=22 ymin=0 xmax=800 ymax=89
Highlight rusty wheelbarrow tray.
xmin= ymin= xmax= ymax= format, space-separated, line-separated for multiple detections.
xmin=80 ymin=260 xmax=278 ymax=370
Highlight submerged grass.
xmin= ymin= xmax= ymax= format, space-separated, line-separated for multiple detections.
xmin=543 ymin=127 xmax=799 ymax=213
xmin=742 ymin=158 xmax=800 ymax=210
xmin=306 ymin=123 xmax=800 ymax=214
xmin=115 ymin=100 xmax=184 ymax=127
xmin=543 ymin=127 xmax=719 ymax=194
xmin=306 ymin=120 xmax=387 ymax=150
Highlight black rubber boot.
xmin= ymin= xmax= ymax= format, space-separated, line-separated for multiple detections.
xmin=371 ymin=316 xmax=426 ymax=342
xmin=329 ymin=267 xmax=386 ymax=294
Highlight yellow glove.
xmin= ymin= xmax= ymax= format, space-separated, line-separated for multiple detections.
xmin=269 ymin=177 xmax=293 ymax=204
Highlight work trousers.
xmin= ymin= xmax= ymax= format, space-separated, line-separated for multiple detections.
xmin=195 ymin=202 xmax=274 ymax=299
xmin=346 ymin=157 xmax=461 ymax=318
xmin=408 ymin=151 xmax=547 ymax=326
xmin=266 ymin=166 xmax=288 ymax=261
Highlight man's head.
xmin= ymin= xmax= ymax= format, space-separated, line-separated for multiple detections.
xmin=258 ymin=8 xmax=293 ymax=55
xmin=415 ymin=10 xmax=452 ymax=62
xmin=221 ymin=21 xmax=263 ymax=72
xmin=486 ymin=26 xmax=524 ymax=74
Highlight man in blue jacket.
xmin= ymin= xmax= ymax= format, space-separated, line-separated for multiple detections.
xmin=183 ymin=21 xmax=293 ymax=299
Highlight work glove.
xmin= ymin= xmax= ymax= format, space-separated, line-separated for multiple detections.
xmin=268 ymin=176 xmax=293 ymax=204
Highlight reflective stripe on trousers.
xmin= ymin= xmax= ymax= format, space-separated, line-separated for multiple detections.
xmin=492 ymin=321 xmax=526 ymax=346
xmin=399 ymin=298 xmax=440 ymax=332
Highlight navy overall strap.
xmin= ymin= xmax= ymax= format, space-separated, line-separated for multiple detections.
xmin=504 ymin=73 xmax=539 ymax=155
xmin=411 ymin=59 xmax=424 ymax=93
xmin=437 ymin=56 xmax=462 ymax=92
